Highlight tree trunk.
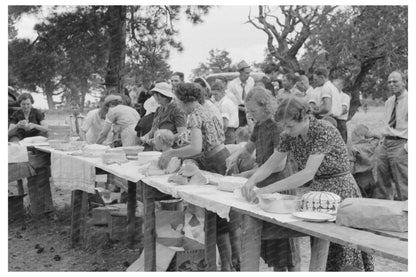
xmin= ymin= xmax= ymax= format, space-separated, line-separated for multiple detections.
xmin=80 ymin=77 xmax=88 ymax=112
xmin=105 ymin=6 xmax=127 ymax=95
xmin=44 ymin=81 xmax=56 ymax=110
xmin=46 ymin=93 xmax=54 ymax=110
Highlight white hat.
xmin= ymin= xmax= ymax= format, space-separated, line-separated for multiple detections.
xmin=150 ymin=82 xmax=175 ymax=98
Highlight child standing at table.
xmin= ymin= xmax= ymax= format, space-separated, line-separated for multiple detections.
xmin=227 ymin=86 xmax=301 ymax=271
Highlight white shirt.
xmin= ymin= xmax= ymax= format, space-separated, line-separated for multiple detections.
xmin=382 ymin=90 xmax=408 ymax=139
xmin=214 ymin=95 xmax=239 ymax=128
xmin=81 ymin=109 xmax=113 ymax=144
xmin=227 ymin=76 xmax=255 ymax=105
xmin=338 ymin=92 xmax=351 ymax=120
xmin=318 ymin=80 xmax=342 ymax=118
xmin=307 ymin=87 xmax=321 ymax=104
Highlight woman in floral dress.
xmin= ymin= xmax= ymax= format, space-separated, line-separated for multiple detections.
xmin=158 ymin=82 xmax=241 ymax=271
xmin=242 ymin=96 xmax=374 ymax=271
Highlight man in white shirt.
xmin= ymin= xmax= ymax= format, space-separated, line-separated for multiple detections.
xmin=65 ymin=101 xmax=85 ymax=139
xmin=373 ymin=71 xmax=408 ymax=201
xmin=312 ymin=68 xmax=342 ymax=128
xmin=212 ymin=80 xmax=239 ymax=144
xmin=227 ymin=60 xmax=254 ymax=126
xmin=332 ymin=78 xmax=350 ymax=142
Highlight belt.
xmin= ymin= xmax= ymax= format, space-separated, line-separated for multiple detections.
xmin=315 ymin=171 xmax=350 ymax=180
xmin=385 ymin=136 xmax=407 ymax=141
xmin=205 ymin=144 xmax=225 ymax=158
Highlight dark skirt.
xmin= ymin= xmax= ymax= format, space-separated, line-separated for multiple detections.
xmin=198 ymin=147 xmax=242 ymax=235
xmin=257 ymin=157 xmax=301 ymax=269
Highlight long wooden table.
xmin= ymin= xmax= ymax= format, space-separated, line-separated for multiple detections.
xmin=30 ymin=146 xmax=408 ymax=271
xmin=138 ymin=176 xmax=408 ymax=271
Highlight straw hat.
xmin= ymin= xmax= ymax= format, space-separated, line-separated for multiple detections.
xmin=150 ymin=82 xmax=175 ymax=98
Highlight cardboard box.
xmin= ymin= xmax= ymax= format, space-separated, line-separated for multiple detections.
xmin=108 ymin=212 xmax=143 ymax=241
xmin=126 ymin=237 xmax=206 ymax=271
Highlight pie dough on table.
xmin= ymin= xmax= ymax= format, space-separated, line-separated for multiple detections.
xmin=217 ymin=176 xmax=248 ymax=192
xmin=82 ymin=144 xmax=110 ymax=157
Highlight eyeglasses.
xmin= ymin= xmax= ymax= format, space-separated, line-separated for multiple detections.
xmin=388 ymin=80 xmax=398 ymax=84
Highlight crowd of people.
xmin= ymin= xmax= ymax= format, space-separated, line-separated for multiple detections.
xmin=8 ymin=62 xmax=408 ymax=271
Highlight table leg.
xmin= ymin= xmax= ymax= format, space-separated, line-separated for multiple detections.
xmin=204 ymin=210 xmax=217 ymax=271
xmin=240 ymin=214 xmax=262 ymax=271
xmin=126 ymin=181 xmax=137 ymax=248
xmin=143 ymin=183 xmax=156 ymax=271
xmin=309 ymin=236 xmax=330 ymax=271
xmin=26 ymin=167 xmax=53 ymax=215
xmin=17 ymin=179 xmax=24 ymax=195
xmin=70 ymin=190 xmax=88 ymax=247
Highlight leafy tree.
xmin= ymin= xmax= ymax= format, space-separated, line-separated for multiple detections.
xmin=247 ymin=5 xmax=337 ymax=72
xmin=8 ymin=5 xmax=212 ymax=109
xmin=300 ymin=6 xmax=408 ymax=118
xmin=191 ymin=49 xmax=235 ymax=78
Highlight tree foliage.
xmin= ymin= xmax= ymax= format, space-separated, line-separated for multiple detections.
xmin=248 ymin=5 xmax=337 ymax=72
xmin=299 ymin=6 xmax=408 ymax=118
xmin=191 ymin=49 xmax=236 ymax=78
xmin=8 ymin=5 xmax=211 ymax=109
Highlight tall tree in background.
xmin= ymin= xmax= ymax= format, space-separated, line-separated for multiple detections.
xmin=300 ymin=6 xmax=408 ymax=118
xmin=247 ymin=5 xmax=337 ymax=72
xmin=104 ymin=6 xmax=126 ymax=93
xmin=192 ymin=49 xmax=235 ymax=78
xmin=8 ymin=5 xmax=211 ymax=108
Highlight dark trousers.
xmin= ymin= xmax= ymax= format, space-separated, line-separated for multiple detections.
xmin=336 ymin=119 xmax=348 ymax=143
xmin=238 ymin=106 xmax=247 ymax=127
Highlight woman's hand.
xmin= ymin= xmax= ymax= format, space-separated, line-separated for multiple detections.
xmin=17 ymin=120 xmax=28 ymax=129
xmin=225 ymin=153 xmax=239 ymax=172
xmin=26 ymin=123 xmax=36 ymax=130
xmin=158 ymin=150 xmax=173 ymax=170
xmin=241 ymin=179 xmax=257 ymax=202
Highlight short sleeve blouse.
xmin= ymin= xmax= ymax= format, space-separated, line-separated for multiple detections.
xmin=187 ymin=103 xmax=225 ymax=153
xmin=278 ymin=117 xmax=350 ymax=176
xmin=250 ymin=118 xmax=282 ymax=165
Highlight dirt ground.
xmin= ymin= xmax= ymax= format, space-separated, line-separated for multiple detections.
xmin=8 ymin=180 xmax=407 ymax=272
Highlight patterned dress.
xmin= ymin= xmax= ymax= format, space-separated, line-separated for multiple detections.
xmin=187 ymin=103 xmax=225 ymax=152
xmin=278 ymin=117 xmax=374 ymax=271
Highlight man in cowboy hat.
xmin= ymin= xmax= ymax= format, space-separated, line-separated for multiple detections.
xmin=227 ymin=60 xmax=255 ymax=127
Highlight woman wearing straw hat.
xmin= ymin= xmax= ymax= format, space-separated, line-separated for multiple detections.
xmin=96 ymin=94 xmax=141 ymax=146
xmin=139 ymin=82 xmax=187 ymax=148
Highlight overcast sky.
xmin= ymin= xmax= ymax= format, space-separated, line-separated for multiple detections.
xmin=14 ymin=5 xmax=270 ymax=80
xmin=10 ymin=0 xmax=414 ymax=82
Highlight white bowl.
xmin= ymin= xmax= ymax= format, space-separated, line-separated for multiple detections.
xmin=119 ymin=145 xmax=144 ymax=156
xmin=258 ymin=193 xmax=300 ymax=214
